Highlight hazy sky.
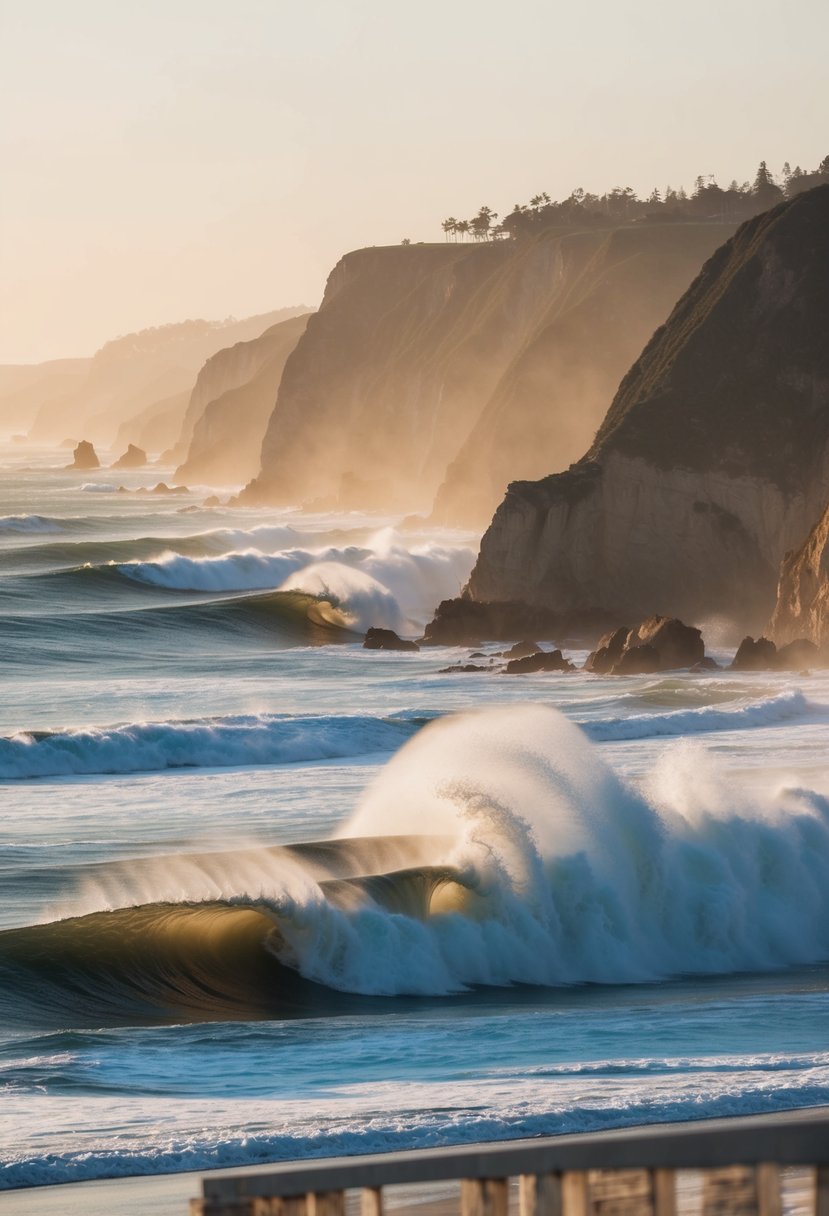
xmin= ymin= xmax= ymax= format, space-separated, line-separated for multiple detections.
xmin=1 ymin=0 xmax=826 ymax=362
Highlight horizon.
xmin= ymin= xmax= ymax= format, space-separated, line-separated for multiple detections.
xmin=2 ymin=0 xmax=827 ymax=363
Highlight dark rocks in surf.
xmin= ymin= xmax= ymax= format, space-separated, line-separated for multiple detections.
xmin=112 ymin=444 xmax=147 ymax=469
xmin=423 ymin=598 xmax=565 ymax=646
xmin=502 ymin=640 xmax=542 ymax=660
xmin=68 ymin=440 xmax=99 ymax=470
xmin=776 ymin=638 xmax=821 ymax=669
xmin=691 ymin=656 xmax=721 ymax=671
xmin=438 ymin=663 xmax=490 ymax=673
xmin=730 ymin=636 xmax=778 ymax=670
xmin=505 ymin=649 xmax=574 ymax=674
xmin=612 ymin=644 xmax=660 ymax=675
xmin=585 ymin=616 xmax=703 ymax=674
xmin=363 ymin=627 xmax=420 ymax=652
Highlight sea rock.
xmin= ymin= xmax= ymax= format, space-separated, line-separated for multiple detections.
xmin=438 ymin=663 xmax=490 ymax=674
xmin=775 ymin=638 xmax=821 ymax=669
xmin=585 ymin=616 xmax=703 ymax=673
xmin=503 ymin=640 xmax=542 ymax=659
xmin=691 ymin=657 xmax=720 ymax=671
xmin=422 ymin=598 xmax=565 ymax=646
xmin=584 ymin=626 xmax=630 ymax=673
xmin=730 ymin=636 xmax=778 ymax=670
xmin=467 ymin=187 xmax=829 ymax=628
xmin=612 ymin=644 xmax=660 ymax=675
xmin=363 ymin=627 xmax=420 ymax=653
xmin=505 ymin=649 xmax=574 ymax=674
xmin=112 ymin=444 xmax=147 ymax=469
xmin=68 ymin=440 xmax=99 ymax=470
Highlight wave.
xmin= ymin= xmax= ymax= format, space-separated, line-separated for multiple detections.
xmin=0 ymin=711 xmax=425 ymax=780
xmin=80 ymin=482 xmax=118 ymax=492
xmin=0 ymin=513 xmax=65 ymax=534
xmin=582 ymin=689 xmax=821 ymax=741
xmin=5 ymin=705 xmax=829 ymax=1028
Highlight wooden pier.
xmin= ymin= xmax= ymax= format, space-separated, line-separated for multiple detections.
xmin=189 ymin=1109 xmax=829 ymax=1216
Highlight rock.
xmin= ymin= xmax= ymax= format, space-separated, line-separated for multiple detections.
xmin=438 ymin=663 xmax=490 ymax=674
xmin=503 ymin=640 xmax=542 ymax=660
xmin=770 ymin=502 xmax=829 ymax=649
xmin=112 ymin=444 xmax=147 ymax=469
xmin=691 ymin=657 xmax=720 ymax=671
xmin=627 ymin=615 xmax=704 ymax=669
xmin=584 ymin=626 xmax=630 ymax=674
xmin=203 ymin=495 xmax=221 ymax=507
xmin=730 ymin=636 xmax=778 ymax=670
xmin=422 ymin=598 xmax=566 ymax=646
xmin=466 ymin=187 xmax=829 ymax=627
xmin=585 ymin=616 xmax=703 ymax=674
xmin=363 ymin=627 xmax=420 ymax=653
xmin=505 ymin=650 xmax=574 ymax=674
xmin=613 ymin=644 xmax=660 ymax=675
xmin=775 ymin=638 xmax=821 ymax=669
xmin=67 ymin=440 xmax=99 ymax=470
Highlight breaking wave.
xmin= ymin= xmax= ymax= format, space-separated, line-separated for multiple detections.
xmin=0 ymin=712 xmax=426 ymax=780
xmin=583 ymin=689 xmax=821 ymax=741
xmin=5 ymin=706 xmax=829 ymax=1028
xmin=0 ymin=514 xmax=65 ymax=534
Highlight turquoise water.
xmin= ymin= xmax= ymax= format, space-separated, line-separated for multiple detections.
xmin=2 ymin=441 xmax=829 ymax=1190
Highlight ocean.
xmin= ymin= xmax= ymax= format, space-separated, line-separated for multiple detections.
xmin=2 ymin=440 xmax=829 ymax=1196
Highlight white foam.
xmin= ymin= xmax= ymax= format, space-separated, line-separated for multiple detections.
xmin=0 ymin=514 xmax=64 ymax=534
xmin=582 ymin=689 xmax=819 ymax=741
xmin=0 ymin=713 xmax=418 ymax=780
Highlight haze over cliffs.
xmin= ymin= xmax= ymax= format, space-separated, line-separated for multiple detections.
xmin=467 ymin=186 xmax=829 ymax=628
xmin=243 ymin=224 xmax=733 ymax=518
xmin=174 ymin=313 xmax=310 ymax=485
xmin=10 ymin=308 xmax=307 ymax=449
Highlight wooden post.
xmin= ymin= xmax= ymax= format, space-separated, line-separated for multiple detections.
xmin=361 ymin=1187 xmax=383 ymax=1216
xmin=816 ymin=1166 xmax=829 ymax=1216
xmin=307 ymin=1193 xmax=345 ymax=1216
xmin=561 ymin=1172 xmax=589 ymax=1216
xmin=519 ymin=1172 xmax=563 ymax=1216
xmin=461 ymin=1178 xmax=509 ymax=1216
xmin=755 ymin=1163 xmax=781 ymax=1216
xmin=650 ymin=1169 xmax=677 ymax=1216
xmin=702 ymin=1167 xmax=758 ymax=1215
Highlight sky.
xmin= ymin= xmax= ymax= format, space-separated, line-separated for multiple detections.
xmin=1 ymin=0 xmax=827 ymax=363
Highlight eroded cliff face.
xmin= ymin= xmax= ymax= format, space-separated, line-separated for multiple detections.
xmin=770 ymin=505 xmax=829 ymax=645
xmin=432 ymin=223 xmax=734 ymax=524
xmin=175 ymin=314 xmax=310 ymax=485
xmin=244 ymin=225 xmax=731 ymax=515
xmin=467 ymin=187 xmax=829 ymax=626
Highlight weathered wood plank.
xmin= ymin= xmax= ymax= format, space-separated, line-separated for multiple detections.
xmin=519 ymin=1172 xmax=563 ymax=1216
xmin=815 ymin=1166 xmax=829 ymax=1216
xmin=755 ymin=1163 xmax=781 ymax=1216
xmin=360 ymin=1187 xmax=383 ymax=1216
xmin=650 ymin=1169 xmax=676 ymax=1216
xmin=461 ymin=1178 xmax=509 ymax=1216
xmin=561 ymin=1172 xmax=589 ymax=1216
xmin=307 ymin=1192 xmax=345 ymax=1216
xmin=702 ymin=1166 xmax=758 ymax=1215
xmin=589 ymin=1169 xmax=652 ymax=1215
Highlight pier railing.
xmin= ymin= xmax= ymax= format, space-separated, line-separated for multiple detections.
xmin=190 ymin=1110 xmax=829 ymax=1216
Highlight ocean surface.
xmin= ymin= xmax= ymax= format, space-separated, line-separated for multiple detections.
xmin=3 ymin=440 xmax=829 ymax=1195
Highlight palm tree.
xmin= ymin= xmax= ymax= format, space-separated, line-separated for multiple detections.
xmin=455 ymin=219 xmax=470 ymax=243
xmin=442 ymin=217 xmax=458 ymax=242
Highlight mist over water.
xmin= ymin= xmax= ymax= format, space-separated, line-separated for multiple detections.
xmin=3 ymin=443 xmax=829 ymax=1192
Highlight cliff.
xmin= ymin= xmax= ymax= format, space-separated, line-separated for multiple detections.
xmin=174 ymin=313 xmax=310 ymax=485
xmin=244 ymin=225 xmax=732 ymax=515
xmin=28 ymin=308 xmax=307 ymax=445
xmin=770 ymin=505 xmax=829 ymax=646
xmin=467 ymin=186 xmax=829 ymax=627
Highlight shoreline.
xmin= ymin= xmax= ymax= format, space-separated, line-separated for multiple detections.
xmin=2 ymin=1107 xmax=828 ymax=1216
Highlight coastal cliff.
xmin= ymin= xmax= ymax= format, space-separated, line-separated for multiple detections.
xmin=770 ymin=504 xmax=829 ymax=646
xmin=244 ymin=225 xmax=732 ymax=516
xmin=175 ymin=313 xmax=310 ymax=485
xmin=466 ymin=186 xmax=829 ymax=626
